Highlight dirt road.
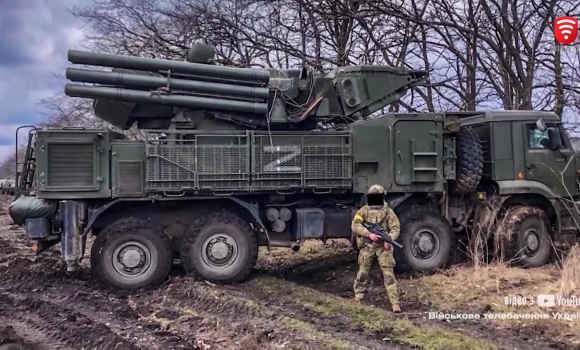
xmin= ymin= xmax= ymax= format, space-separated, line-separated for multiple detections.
xmin=0 ymin=195 xmax=576 ymax=350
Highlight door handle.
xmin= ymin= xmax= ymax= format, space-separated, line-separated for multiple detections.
xmin=527 ymin=164 xmax=537 ymax=170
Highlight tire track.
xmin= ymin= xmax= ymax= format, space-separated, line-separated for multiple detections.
xmin=39 ymin=290 xmax=199 ymax=350
xmin=0 ymin=255 xmax=363 ymax=350
xmin=0 ymin=319 xmax=73 ymax=350
xmin=0 ymin=293 xmax=141 ymax=350
xmin=222 ymin=283 xmax=404 ymax=349
xmin=142 ymin=278 xmax=387 ymax=350
xmin=0 ymin=266 xmax=199 ymax=350
xmin=267 ymin=258 xmax=567 ymax=350
xmin=0 ymin=323 xmax=54 ymax=350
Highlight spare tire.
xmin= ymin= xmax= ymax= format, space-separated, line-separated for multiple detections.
xmin=450 ymin=127 xmax=483 ymax=195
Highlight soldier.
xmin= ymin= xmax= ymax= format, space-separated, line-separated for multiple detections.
xmin=351 ymin=184 xmax=402 ymax=313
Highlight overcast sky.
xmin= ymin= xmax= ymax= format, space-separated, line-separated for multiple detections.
xmin=0 ymin=0 xmax=86 ymax=162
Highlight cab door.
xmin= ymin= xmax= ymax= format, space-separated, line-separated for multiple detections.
xmin=524 ymin=122 xmax=576 ymax=198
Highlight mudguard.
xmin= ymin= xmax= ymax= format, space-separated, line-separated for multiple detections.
xmin=495 ymin=180 xmax=559 ymax=199
xmin=494 ymin=180 xmax=562 ymax=232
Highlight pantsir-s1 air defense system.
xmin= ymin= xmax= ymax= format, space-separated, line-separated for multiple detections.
xmin=64 ymin=43 xmax=427 ymax=131
xmin=9 ymin=43 xmax=580 ymax=289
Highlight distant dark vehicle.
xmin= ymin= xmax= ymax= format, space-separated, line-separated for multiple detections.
xmin=1 ymin=179 xmax=15 ymax=195
xmin=8 ymin=44 xmax=580 ymax=290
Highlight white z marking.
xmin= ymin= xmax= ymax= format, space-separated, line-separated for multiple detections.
xmin=263 ymin=146 xmax=302 ymax=172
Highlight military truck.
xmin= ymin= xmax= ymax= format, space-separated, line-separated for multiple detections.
xmin=8 ymin=44 xmax=580 ymax=290
xmin=1 ymin=179 xmax=15 ymax=195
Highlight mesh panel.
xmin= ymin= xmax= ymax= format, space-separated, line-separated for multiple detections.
xmin=147 ymin=145 xmax=197 ymax=190
xmin=196 ymin=145 xmax=249 ymax=189
xmin=253 ymin=145 xmax=302 ymax=188
xmin=304 ymin=145 xmax=352 ymax=187
xmin=252 ymin=134 xmax=352 ymax=189
xmin=146 ymin=136 xmax=250 ymax=191
xmin=145 ymin=132 xmax=352 ymax=192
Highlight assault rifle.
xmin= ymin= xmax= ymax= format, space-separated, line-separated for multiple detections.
xmin=362 ymin=222 xmax=404 ymax=249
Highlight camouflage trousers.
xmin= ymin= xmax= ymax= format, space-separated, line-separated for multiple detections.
xmin=353 ymin=245 xmax=399 ymax=304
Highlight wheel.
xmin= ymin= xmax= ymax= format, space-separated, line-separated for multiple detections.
xmin=180 ymin=209 xmax=258 ymax=284
xmin=394 ymin=206 xmax=455 ymax=273
xmin=90 ymin=217 xmax=174 ymax=289
xmin=499 ymin=206 xmax=553 ymax=267
xmin=449 ymin=127 xmax=484 ymax=195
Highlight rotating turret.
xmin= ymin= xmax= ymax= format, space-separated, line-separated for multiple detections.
xmin=64 ymin=43 xmax=428 ymax=130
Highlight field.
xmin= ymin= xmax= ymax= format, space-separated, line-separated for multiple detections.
xmin=0 ymin=195 xmax=579 ymax=350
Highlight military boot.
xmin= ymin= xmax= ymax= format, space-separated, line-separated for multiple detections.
xmin=392 ymin=303 xmax=401 ymax=313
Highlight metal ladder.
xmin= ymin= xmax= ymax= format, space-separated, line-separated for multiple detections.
xmin=15 ymin=126 xmax=38 ymax=196
xmin=410 ymin=139 xmax=438 ymax=182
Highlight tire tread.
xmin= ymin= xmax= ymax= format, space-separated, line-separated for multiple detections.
xmin=90 ymin=217 xmax=173 ymax=290
xmin=450 ymin=127 xmax=484 ymax=195
xmin=180 ymin=209 xmax=258 ymax=284
xmin=394 ymin=205 xmax=456 ymax=273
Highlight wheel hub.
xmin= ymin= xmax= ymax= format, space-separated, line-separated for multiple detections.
xmin=524 ymin=229 xmax=540 ymax=253
xmin=418 ymin=236 xmax=434 ymax=253
xmin=121 ymin=249 xmax=142 ymax=268
xmin=113 ymin=241 xmax=152 ymax=277
xmin=411 ymin=229 xmax=439 ymax=260
xmin=210 ymin=241 xmax=230 ymax=260
xmin=202 ymin=234 xmax=238 ymax=268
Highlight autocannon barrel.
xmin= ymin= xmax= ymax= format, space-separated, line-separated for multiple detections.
xmin=66 ymin=68 xmax=270 ymax=99
xmin=67 ymin=50 xmax=271 ymax=83
xmin=64 ymin=84 xmax=269 ymax=115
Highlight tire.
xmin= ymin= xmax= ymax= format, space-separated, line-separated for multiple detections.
xmin=394 ymin=206 xmax=455 ymax=273
xmin=500 ymin=206 xmax=553 ymax=268
xmin=90 ymin=217 xmax=174 ymax=290
xmin=180 ymin=209 xmax=258 ymax=284
xmin=449 ymin=127 xmax=484 ymax=195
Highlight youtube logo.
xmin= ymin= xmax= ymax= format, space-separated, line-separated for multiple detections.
xmin=538 ymin=295 xmax=555 ymax=307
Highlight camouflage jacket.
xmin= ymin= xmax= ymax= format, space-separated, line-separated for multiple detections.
xmin=351 ymin=203 xmax=401 ymax=249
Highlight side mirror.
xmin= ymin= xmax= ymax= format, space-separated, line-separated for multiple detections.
xmin=547 ymin=127 xmax=563 ymax=150
xmin=536 ymin=119 xmax=547 ymax=132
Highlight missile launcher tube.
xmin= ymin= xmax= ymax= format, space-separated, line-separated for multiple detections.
xmin=64 ymin=84 xmax=269 ymax=115
xmin=66 ymin=68 xmax=270 ymax=99
xmin=67 ymin=50 xmax=271 ymax=83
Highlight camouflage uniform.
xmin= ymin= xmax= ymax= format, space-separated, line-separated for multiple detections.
xmin=351 ymin=184 xmax=401 ymax=312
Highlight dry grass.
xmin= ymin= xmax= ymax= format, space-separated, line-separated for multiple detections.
xmin=559 ymin=244 xmax=580 ymax=297
xmin=406 ymin=261 xmax=580 ymax=346
xmin=409 ymin=187 xmax=580 ymax=345
xmin=411 ymin=263 xmax=559 ymax=307
xmin=256 ymin=239 xmax=352 ymax=270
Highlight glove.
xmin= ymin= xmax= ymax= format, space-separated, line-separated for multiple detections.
xmin=368 ymin=233 xmax=380 ymax=242
xmin=383 ymin=242 xmax=391 ymax=250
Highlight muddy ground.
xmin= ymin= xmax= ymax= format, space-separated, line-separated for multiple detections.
xmin=0 ymin=195 xmax=578 ymax=350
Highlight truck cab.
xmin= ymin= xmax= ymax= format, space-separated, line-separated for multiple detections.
xmin=461 ymin=110 xmax=580 ymax=234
